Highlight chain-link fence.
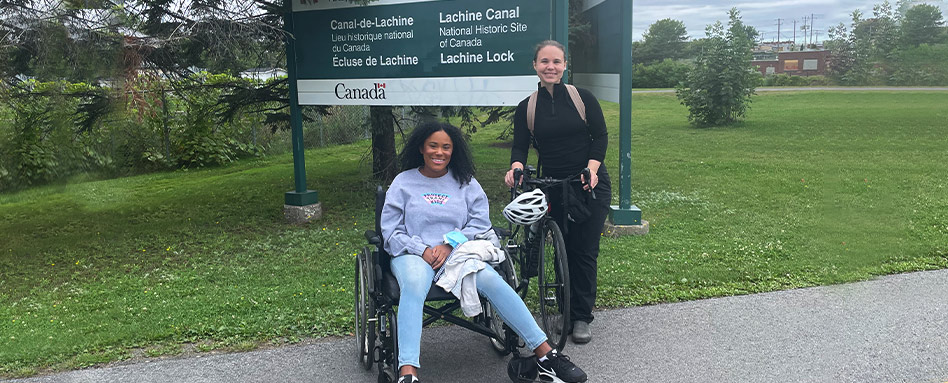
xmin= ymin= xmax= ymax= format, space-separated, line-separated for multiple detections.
xmin=302 ymin=105 xmax=371 ymax=148
xmin=295 ymin=105 xmax=434 ymax=150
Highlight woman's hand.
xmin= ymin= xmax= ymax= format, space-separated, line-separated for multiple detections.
xmin=582 ymin=171 xmax=599 ymax=191
xmin=422 ymin=244 xmax=453 ymax=269
xmin=583 ymin=160 xmax=602 ymax=190
xmin=505 ymin=163 xmax=524 ymax=188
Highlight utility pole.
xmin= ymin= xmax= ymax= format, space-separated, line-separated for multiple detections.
xmin=776 ymin=18 xmax=782 ymax=50
xmin=793 ymin=19 xmax=797 ymax=48
xmin=810 ymin=13 xmax=815 ymax=47
xmin=801 ymin=16 xmax=809 ymax=46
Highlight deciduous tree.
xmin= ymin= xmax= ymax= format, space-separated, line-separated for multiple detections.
xmin=900 ymin=3 xmax=946 ymax=47
xmin=676 ymin=9 xmax=758 ymax=127
xmin=636 ymin=18 xmax=689 ymax=64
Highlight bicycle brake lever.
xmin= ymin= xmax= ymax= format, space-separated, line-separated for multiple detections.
xmin=581 ymin=168 xmax=597 ymax=200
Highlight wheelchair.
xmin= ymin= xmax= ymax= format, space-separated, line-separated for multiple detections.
xmin=354 ymin=185 xmax=570 ymax=383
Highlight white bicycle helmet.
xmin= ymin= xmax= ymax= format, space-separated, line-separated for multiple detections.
xmin=503 ymin=189 xmax=548 ymax=225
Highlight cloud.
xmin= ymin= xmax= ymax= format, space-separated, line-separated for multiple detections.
xmin=630 ymin=0 xmax=948 ymax=42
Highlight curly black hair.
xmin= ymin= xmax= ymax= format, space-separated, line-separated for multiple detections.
xmin=399 ymin=121 xmax=475 ymax=185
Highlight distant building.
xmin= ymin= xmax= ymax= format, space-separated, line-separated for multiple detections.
xmin=752 ymin=50 xmax=830 ymax=76
xmin=757 ymin=41 xmax=796 ymax=53
xmin=240 ymin=68 xmax=287 ymax=81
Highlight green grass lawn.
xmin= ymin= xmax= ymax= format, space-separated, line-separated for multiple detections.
xmin=2 ymin=91 xmax=947 ymax=377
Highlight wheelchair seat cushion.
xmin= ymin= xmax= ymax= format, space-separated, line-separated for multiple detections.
xmin=382 ymin=270 xmax=457 ymax=303
xmin=381 ymin=263 xmax=508 ymax=303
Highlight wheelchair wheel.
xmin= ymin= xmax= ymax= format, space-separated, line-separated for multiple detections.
xmin=355 ymin=248 xmax=376 ymax=370
xmin=484 ymin=301 xmax=511 ymax=356
xmin=537 ymin=219 xmax=570 ymax=351
xmin=377 ymin=308 xmax=398 ymax=383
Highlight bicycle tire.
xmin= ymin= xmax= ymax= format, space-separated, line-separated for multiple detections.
xmin=507 ymin=225 xmax=530 ymax=299
xmin=536 ymin=218 xmax=570 ymax=351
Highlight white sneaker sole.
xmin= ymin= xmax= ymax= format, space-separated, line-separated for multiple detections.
xmin=539 ymin=371 xmax=587 ymax=383
xmin=538 ymin=372 xmax=567 ymax=383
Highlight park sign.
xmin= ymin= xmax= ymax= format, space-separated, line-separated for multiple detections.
xmin=290 ymin=0 xmax=555 ymax=106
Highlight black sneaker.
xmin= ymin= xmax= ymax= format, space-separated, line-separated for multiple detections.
xmin=397 ymin=374 xmax=419 ymax=383
xmin=537 ymin=350 xmax=587 ymax=383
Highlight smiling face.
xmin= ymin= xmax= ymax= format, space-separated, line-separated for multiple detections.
xmin=533 ymin=45 xmax=566 ymax=87
xmin=419 ymin=130 xmax=453 ymax=178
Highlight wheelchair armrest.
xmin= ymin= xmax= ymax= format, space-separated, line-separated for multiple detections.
xmin=364 ymin=230 xmax=382 ymax=246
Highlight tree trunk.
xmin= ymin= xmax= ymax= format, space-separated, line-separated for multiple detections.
xmin=370 ymin=106 xmax=397 ymax=183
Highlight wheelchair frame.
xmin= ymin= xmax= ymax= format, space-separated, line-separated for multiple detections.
xmin=356 ymin=185 xmax=525 ymax=383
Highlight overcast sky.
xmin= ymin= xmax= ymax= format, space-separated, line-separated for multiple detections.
xmin=631 ymin=0 xmax=948 ymax=43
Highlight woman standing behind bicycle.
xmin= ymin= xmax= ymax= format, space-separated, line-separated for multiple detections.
xmin=504 ymin=40 xmax=612 ymax=345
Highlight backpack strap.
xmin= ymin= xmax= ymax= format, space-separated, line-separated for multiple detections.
xmin=527 ymin=90 xmax=538 ymax=135
xmin=526 ymin=84 xmax=586 ymax=134
xmin=565 ymin=84 xmax=586 ymax=124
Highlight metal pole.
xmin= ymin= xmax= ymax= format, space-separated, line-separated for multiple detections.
xmin=283 ymin=3 xmax=318 ymax=206
xmin=619 ymin=0 xmax=632 ymax=211
xmin=608 ymin=0 xmax=643 ymax=228
xmin=556 ymin=0 xmax=569 ymax=83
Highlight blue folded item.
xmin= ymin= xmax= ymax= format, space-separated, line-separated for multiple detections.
xmin=443 ymin=230 xmax=468 ymax=248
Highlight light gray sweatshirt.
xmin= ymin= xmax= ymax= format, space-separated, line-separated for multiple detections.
xmin=381 ymin=168 xmax=492 ymax=257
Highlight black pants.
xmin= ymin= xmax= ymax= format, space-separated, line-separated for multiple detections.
xmin=546 ymin=170 xmax=611 ymax=324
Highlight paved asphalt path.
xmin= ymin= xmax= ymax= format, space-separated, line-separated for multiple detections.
xmin=8 ymin=269 xmax=948 ymax=383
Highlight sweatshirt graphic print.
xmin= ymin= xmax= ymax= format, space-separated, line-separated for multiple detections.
xmin=380 ymin=168 xmax=492 ymax=258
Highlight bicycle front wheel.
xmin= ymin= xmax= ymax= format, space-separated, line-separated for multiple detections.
xmin=536 ymin=218 xmax=570 ymax=351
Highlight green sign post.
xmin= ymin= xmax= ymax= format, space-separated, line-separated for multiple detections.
xmin=571 ymin=0 xmax=645 ymax=234
xmin=611 ymin=0 xmax=644 ymax=230
xmin=283 ymin=8 xmax=319 ymax=208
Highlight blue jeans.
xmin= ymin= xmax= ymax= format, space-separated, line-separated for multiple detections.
xmin=390 ymin=254 xmax=548 ymax=369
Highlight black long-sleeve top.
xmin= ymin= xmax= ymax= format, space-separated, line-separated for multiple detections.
xmin=511 ymin=82 xmax=608 ymax=178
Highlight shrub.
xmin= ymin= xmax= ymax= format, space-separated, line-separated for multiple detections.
xmin=0 ymin=73 xmax=275 ymax=191
xmin=0 ymin=81 xmax=81 ymax=189
xmin=632 ymin=59 xmax=693 ymax=88
xmin=676 ymin=9 xmax=759 ymax=127
xmin=763 ymin=74 xmax=809 ymax=86
xmin=889 ymin=44 xmax=948 ymax=85
xmin=805 ymin=75 xmax=835 ymax=86
xmin=174 ymin=73 xmax=260 ymax=167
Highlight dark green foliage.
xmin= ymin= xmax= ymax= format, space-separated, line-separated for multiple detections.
xmin=889 ymin=43 xmax=948 ymax=85
xmin=760 ymin=74 xmax=836 ymax=87
xmin=634 ymin=18 xmax=689 ymax=64
xmin=631 ymin=59 xmax=692 ymax=88
xmin=901 ymin=4 xmax=946 ymax=47
xmin=827 ymin=1 xmax=948 ymax=85
xmin=0 ymin=74 xmax=281 ymax=192
xmin=676 ymin=9 xmax=759 ymax=127
xmin=0 ymin=81 xmax=103 ymax=188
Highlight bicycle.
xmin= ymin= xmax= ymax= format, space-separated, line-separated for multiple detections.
xmin=491 ymin=165 xmax=596 ymax=352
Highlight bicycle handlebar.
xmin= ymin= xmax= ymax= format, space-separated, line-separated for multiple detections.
xmin=509 ymin=166 xmax=596 ymax=200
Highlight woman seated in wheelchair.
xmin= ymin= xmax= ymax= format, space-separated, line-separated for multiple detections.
xmin=381 ymin=121 xmax=588 ymax=383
